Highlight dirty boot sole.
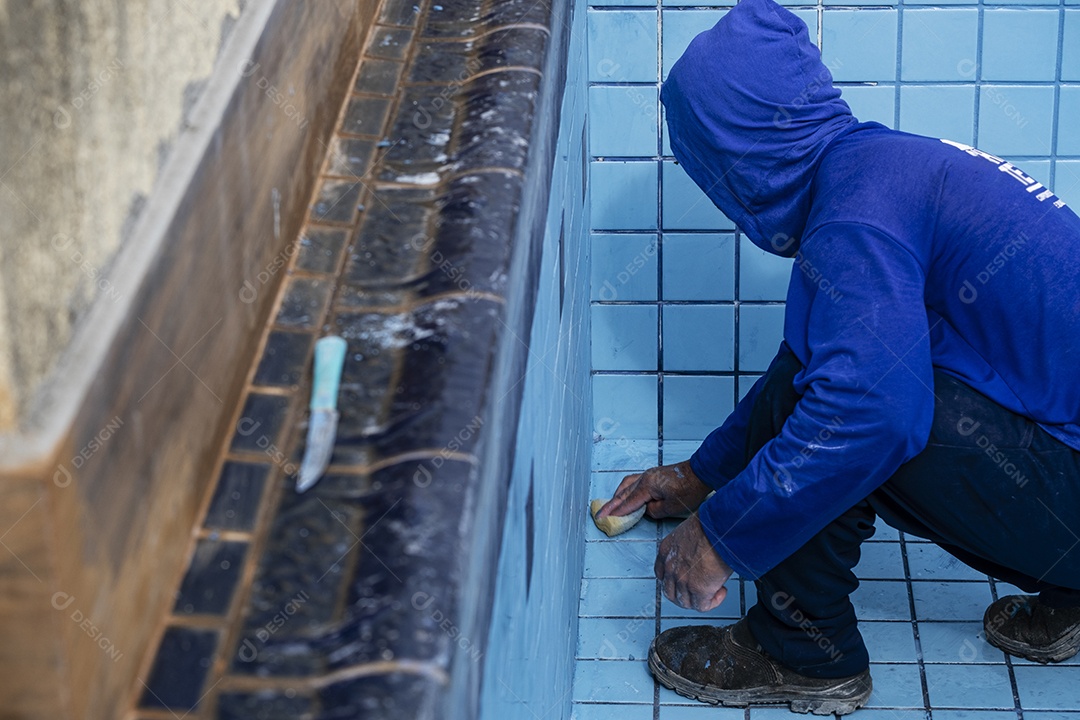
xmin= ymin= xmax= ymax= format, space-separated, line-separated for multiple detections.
xmin=985 ymin=620 xmax=1080 ymax=664
xmin=648 ymin=644 xmax=873 ymax=716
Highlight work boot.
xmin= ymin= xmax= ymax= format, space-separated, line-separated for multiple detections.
xmin=648 ymin=619 xmax=872 ymax=715
xmin=984 ymin=595 xmax=1080 ymax=663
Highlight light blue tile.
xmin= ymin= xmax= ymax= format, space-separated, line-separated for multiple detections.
xmin=589 ymin=86 xmax=660 ymax=158
xmin=580 ymin=577 xmax=658 ymax=618
xmin=593 ymin=374 xmax=658 ymax=440
xmin=592 ymin=0 xmax=654 ymax=7
xmin=662 ymin=10 xmax=729 ymax=79
xmin=664 ymin=0 xmax=735 ymax=7
xmin=1004 ymin=158 xmax=1051 ymax=189
xmin=1059 ymin=88 xmax=1080 ymax=155
xmin=661 ymin=706 xmax=746 ymax=719
xmin=661 ymin=105 xmax=672 ymax=157
xmin=907 ymin=0 xmax=975 ymax=6
xmin=740 ymin=237 xmax=793 ymax=301
xmin=852 ymin=580 xmax=912 ymax=620
xmin=901 ymin=9 xmax=979 ymax=82
xmin=738 ymin=374 xmax=762 ymax=400
xmin=981 ymin=10 xmax=1059 ymax=81
xmin=911 ymin=581 xmax=993 ymax=621
xmin=663 ymin=234 xmax=735 ymax=302
xmin=593 ymin=438 xmax=659 ymax=472
xmin=660 ymin=439 xmax=701 ymax=465
xmin=584 ymin=541 xmax=658 ymax=578
xmin=1015 ymin=666 xmax=1080 ymax=709
xmin=1065 ymin=12 xmax=1080 ymax=81
xmin=839 ymin=85 xmax=896 ymax=128
xmin=978 ymin=85 xmax=1055 ymax=157
xmin=588 ymin=10 xmax=659 ymax=83
xmin=790 ymin=8 xmax=818 ymax=38
xmin=860 ymin=621 xmax=918 ymax=663
xmin=906 ymin=543 xmax=987 ymax=581
xmin=663 ymin=305 xmax=736 ymax=372
xmin=738 ymin=304 xmax=785 ymax=373
xmin=663 ymin=375 xmax=735 ymax=442
xmin=925 ymin=664 xmax=1015 ymax=710
xmin=821 ymin=10 xmax=898 ymax=82
xmin=573 ymin=704 xmax=655 ymax=720
xmin=1056 ymin=160 xmax=1080 ymax=210
xmin=591 ymin=161 xmax=658 ymax=230
xmin=933 ymin=712 xmax=1019 ymax=720
xmin=592 ymin=234 xmax=659 ymax=302
xmin=592 ymin=305 xmax=659 ymax=371
xmin=662 ymin=161 xmax=736 ymax=231
xmin=573 ymin=659 xmax=655 ymax=703
xmin=855 ymin=541 xmax=906 ymax=580
xmin=864 ymin=663 xmax=925 ymax=709
xmin=899 ymin=85 xmax=976 ymax=145
xmin=917 ymin=621 xmax=1005 ymax=663
xmin=577 ymin=617 xmax=656 ymax=660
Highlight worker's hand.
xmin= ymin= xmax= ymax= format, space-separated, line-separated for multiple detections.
xmin=597 ymin=460 xmax=712 ymax=520
xmin=655 ymin=514 xmax=733 ymax=612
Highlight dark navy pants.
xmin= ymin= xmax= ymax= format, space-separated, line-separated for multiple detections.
xmin=743 ymin=348 xmax=1080 ymax=678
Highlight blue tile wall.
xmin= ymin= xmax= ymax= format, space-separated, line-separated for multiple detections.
xmin=582 ymin=1 xmax=1080 ymax=716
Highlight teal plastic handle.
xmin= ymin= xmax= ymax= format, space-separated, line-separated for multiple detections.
xmin=311 ymin=336 xmax=347 ymax=411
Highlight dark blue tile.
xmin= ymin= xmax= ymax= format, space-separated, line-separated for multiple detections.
xmin=138 ymin=626 xmax=218 ymax=710
xmin=275 ymin=276 xmax=334 ymax=328
xmin=253 ymin=330 xmax=314 ymax=388
xmin=230 ymin=392 xmax=291 ymax=453
xmin=173 ymin=539 xmax=248 ymax=615
xmin=204 ymin=461 xmax=269 ymax=531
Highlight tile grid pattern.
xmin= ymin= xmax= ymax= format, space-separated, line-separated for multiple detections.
xmin=581 ymin=0 xmax=1080 ymax=718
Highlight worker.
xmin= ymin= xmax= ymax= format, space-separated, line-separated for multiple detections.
xmin=598 ymin=0 xmax=1080 ymax=713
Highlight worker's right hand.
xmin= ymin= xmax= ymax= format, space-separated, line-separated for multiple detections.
xmin=596 ymin=460 xmax=712 ymax=521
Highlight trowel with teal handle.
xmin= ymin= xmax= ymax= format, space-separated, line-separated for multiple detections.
xmin=297 ymin=335 xmax=347 ymax=492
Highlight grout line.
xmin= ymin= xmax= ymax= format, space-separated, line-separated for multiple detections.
xmin=1050 ymin=0 xmax=1066 ymax=191
xmin=973 ymin=0 xmax=985 ymax=147
xmin=990 ymin=578 xmax=1028 ymax=720
xmin=898 ymin=530 xmax=934 ymax=717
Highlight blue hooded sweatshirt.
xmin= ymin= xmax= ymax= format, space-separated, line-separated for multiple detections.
xmin=662 ymin=0 xmax=1080 ymax=580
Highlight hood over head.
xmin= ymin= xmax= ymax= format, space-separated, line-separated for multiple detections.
xmin=661 ymin=0 xmax=856 ymax=256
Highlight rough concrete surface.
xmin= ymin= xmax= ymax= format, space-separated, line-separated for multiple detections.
xmin=0 ymin=0 xmax=244 ymax=429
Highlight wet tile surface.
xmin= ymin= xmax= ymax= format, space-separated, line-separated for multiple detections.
xmin=254 ymin=330 xmax=314 ymax=387
xmin=173 ymin=539 xmax=249 ymax=615
xmin=139 ymin=626 xmax=218 ymax=710
xmin=204 ymin=461 xmax=269 ymax=531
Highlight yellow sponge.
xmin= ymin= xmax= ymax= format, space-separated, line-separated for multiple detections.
xmin=590 ymin=498 xmax=647 ymax=537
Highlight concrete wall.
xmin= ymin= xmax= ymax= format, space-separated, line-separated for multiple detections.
xmin=0 ymin=0 xmax=243 ymax=430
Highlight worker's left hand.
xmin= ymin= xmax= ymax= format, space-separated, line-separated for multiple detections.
xmin=655 ymin=514 xmax=734 ymax=612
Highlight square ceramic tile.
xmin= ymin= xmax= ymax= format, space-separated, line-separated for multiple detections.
xmin=933 ymin=713 xmax=1018 ymax=720
xmin=860 ymin=621 xmax=918 ymax=662
xmin=592 ymin=305 xmax=659 ymax=371
xmin=1004 ymin=158 xmax=1051 ymax=188
xmin=593 ymin=374 xmax=658 ymax=441
xmin=577 ymin=617 xmax=656 ymax=660
xmin=590 ymin=86 xmax=660 ymax=158
xmin=584 ymin=541 xmax=658 ymax=579
xmin=1014 ymin=666 xmax=1080 ymax=709
xmin=591 ymin=162 xmax=658 ymax=231
xmin=573 ymin=659 xmax=655 ymax=704
xmin=663 ymin=375 xmax=735 ymax=442
xmin=901 ymin=9 xmax=979 ymax=82
xmin=789 ymin=8 xmax=818 ymax=37
xmin=917 ymin=621 xmax=1005 ymax=663
xmin=855 ymin=541 xmax=907 ymax=580
xmin=663 ymin=305 xmax=736 ymax=372
xmin=839 ymin=85 xmax=897 ymax=128
xmin=1065 ymin=11 xmax=1080 ymax=82
xmin=662 ymin=162 xmax=736 ymax=231
xmin=978 ymin=85 xmax=1055 ymax=157
xmin=906 ymin=544 xmax=987 ymax=581
xmin=592 ymin=234 xmax=659 ymax=302
xmin=738 ymin=305 xmax=786 ymax=373
xmin=572 ymin=704 xmax=655 ymax=720
xmin=588 ymin=10 xmax=659 ymax=83
xmin=662 ymin=10 xmax=729 ymax=79
xmin=738 ymin=374 xmax=762 ymax=400
xmin=924 ymin=664 xmax=1015 ymax=709
xmin=1058 ymin=88 xmax=1080 ymax=155
xmin=852 ymin=580 xmax=913 ymax=621
xmin=660 ymin=439 xmax=701 ymax=465
xmin=900 ymin=86 xmax=976 ymax=144
xmin=581 ymin=577 xmax=658 ymax=618
xmin=593 ymin=438 xmax=659 ymax=472
xmin=740 ymin=237 xmax=793 ymax=301
xmin=588 ymin=472 xmax=659 ymax=541
xmin=864 ymin=663 xmax=926 ymax=708
xmin=821 ymin=10 xmax=899 ymax=82
xmin=660 ymin=706 xmax=746 ymax=719
xmin=981 ymin=9 xmax=1059 ymax=82
xmin=1056 ymin=161 xmax=1080 ymax=210
xmin=663 ymin=233 xmax=735 ymax=302
xmin=911 ymin=581 xmax=993 ymax=622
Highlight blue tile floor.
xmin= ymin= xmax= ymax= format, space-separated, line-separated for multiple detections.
xmin=574 ymin=443 xmax=1080 ymax=719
